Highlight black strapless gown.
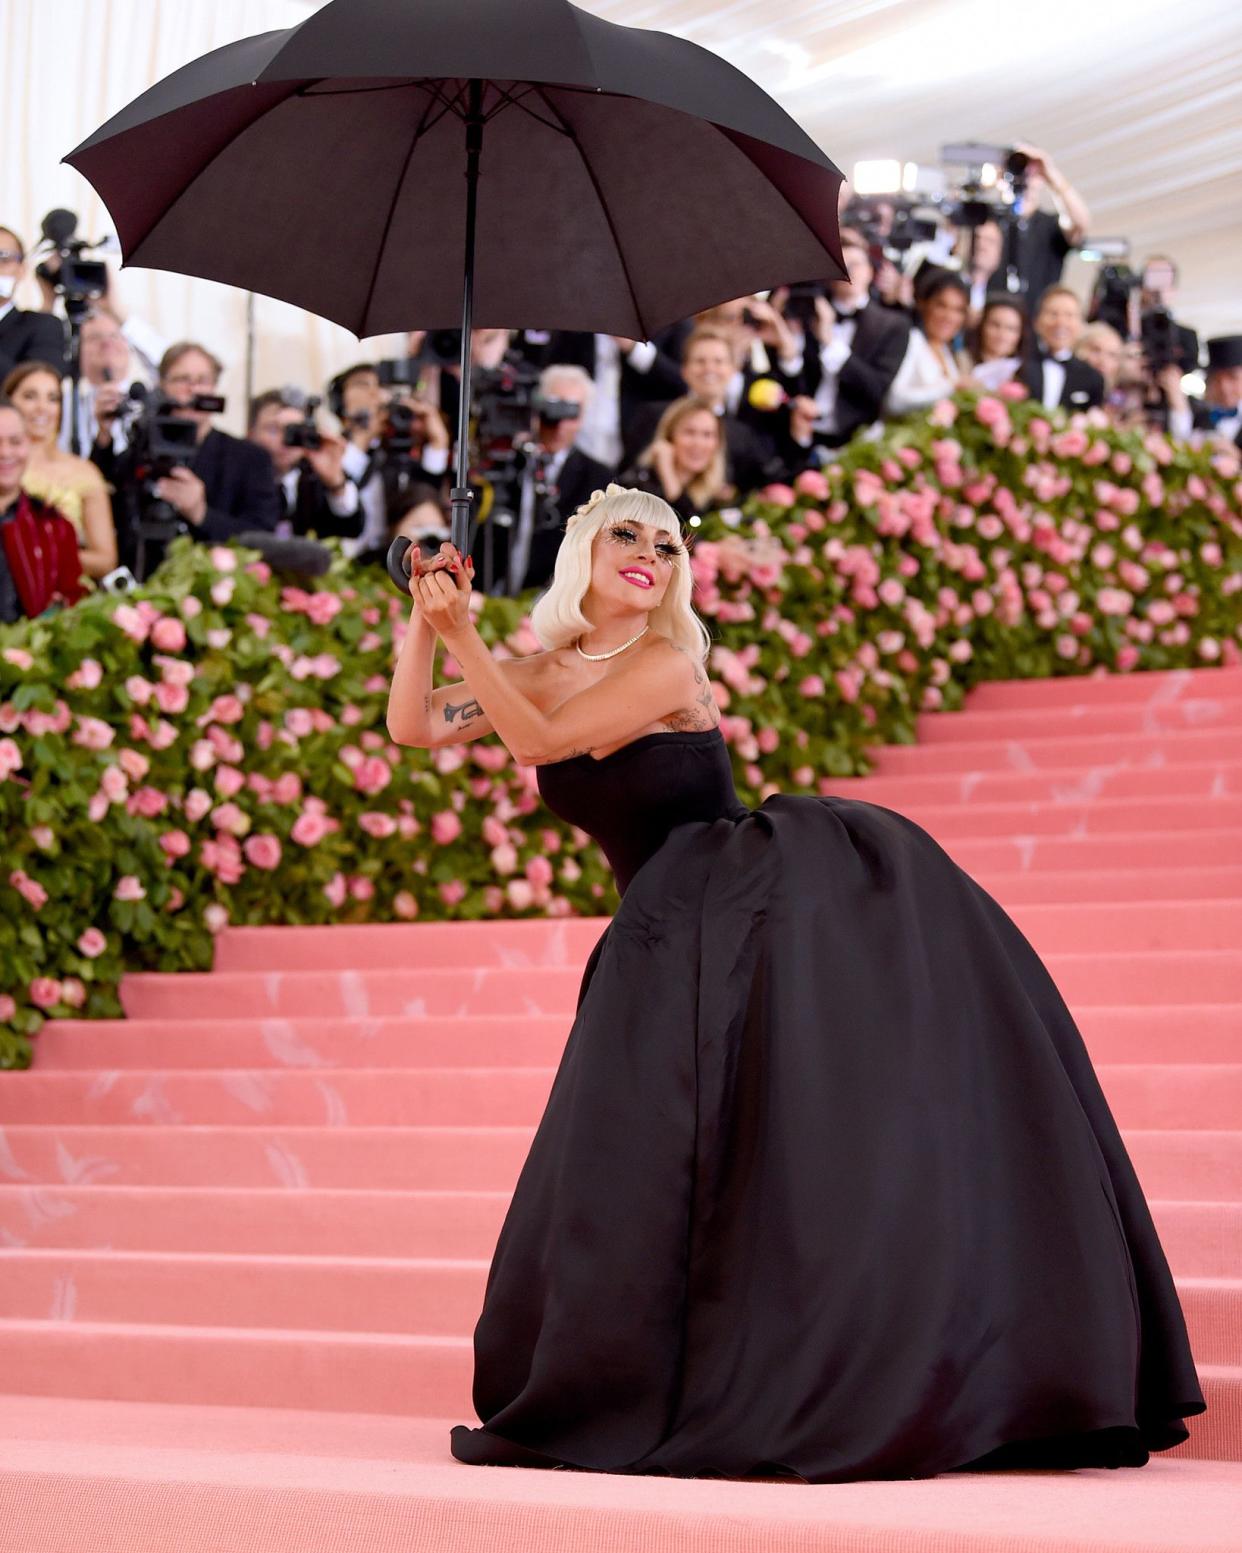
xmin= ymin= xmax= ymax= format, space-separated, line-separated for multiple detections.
xmin=449 ymin=728 xmax=1205 ymax=1481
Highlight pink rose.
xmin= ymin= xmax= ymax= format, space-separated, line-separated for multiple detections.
xmin=100 ymin=765 xmax=129 ymax=804
xmin=793 ymin=468 xmax=830 ymax=502
xmin=130 ymin=786 xmax=170 ymax=818
xmin=209 ymin=695 xmax=245 ymax=724
xmin=359 ymin=812 xmax=398 ymax=839
xmin=159 ymin=829 xmax=191 ymax=858
xmin=67 ymin=657 xmax=104 ymax=690
xmin=8 ymin=869 xmax=47 ymax=909
xmin=111 ymin=605 xmax=148 ymax=643
xmin=114 ymin=875 xmax=146 ymax=902
xmin=151 ymin=617 xmax=187 ymax=653
xmin=505 ymin=879 xmax=534 ymax=911
xmin=798 ymin=674 xmax=825 ymax=697
xmin=1116 ymin=644 xmax=1141 ymax=671
xmin=210 ymin=577 xmax=235 ymax=607
xmin=77 ymin=928 xmax=107 ymax=960
xmin=0 ymin=993 xmax=16 ymax=1020
xmin=243 ymin=833 xmax=282 ymax=870
xmin=179 ymin=594 xmax=203 ymax=620
xmin=323 ymin=872 xmax=348 ymax=908
xmin=760 ymin=483 xmax=796 ymax=508
xmin=73 ymin=716 xmax=115 ymax=751
xmin=204 ymin=903 xmax=229 ymax=933
xmin=0 ymin=737 xmax=22 ymax=780
xmin=525 ymin=856 xmax=554 ymax=888
xmin=353 ymin=755 xmax=392 ymax=796
xmin=271 ymin=772 xmax=302 ymax=805
xmin=349 ymin=875 xmax=374 ymax=901
xmin=393 ymin=890 xmax=419 ymax=920
xmin=154 ymin=681 xmax=189 ymax=715
xmin=431 ymin=810 xmax=463 ymax=845
xmin=215 ymin=765 xmax=246 ymax=798
xmin=210 ymin=802 xmax=250 ymax=837
xmin=29 ymin=977 xmax=63 ymax=1010
xmin=490 ymin=842 xmax=518 ymax=875
xmin=306 ymin=592 xmax=343 ymax=625
xmin=438 ymin=879 xmax=468 ymax=907
xmin=291 ymin=811 xmax=331 ymax=847
xmin=184 ymin=788 xmax=213 ymax=823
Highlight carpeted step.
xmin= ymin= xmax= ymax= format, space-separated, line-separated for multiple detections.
xmin=936 ymin=829 xmax=1242 ymax=875
xmin=951 ymin=866 xmax=1242 ymax=905
xmin=1 ymin=1250 xmax=1237 ymax=1364
xmin=113 ymin=950 xmax=1242 ymax=1020
xmin=826 ymin=759 xmax=1242 ymax=808
xmin=29 ymin=1002 xmax=1239 ymax=1072
xmin=914 ymin=698 xmax=1236 ymax=744
xmin=873 ymin=728 xmax=1242 ymax=775
xmin=890 ymin=793 xmax=1242 ymax=838
xmin=1 ymin=1395 xmax=1239 ymax=1553
xmin=965 ymin=667 xmax=1242 ymax=710
xmin=7 ymin=1060 xmax=1241 ymax=1130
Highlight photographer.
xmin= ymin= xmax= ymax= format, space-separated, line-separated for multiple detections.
xmin=334 ymin=362 xmax=451 ymax=561
xmin=98 ymin=342 xmax=281 ymax=562
xmin=1019 ymin=288 xmax=1105 ymax=410
xmin=1000 ymin=143 xmax=1090 ymax=308
xmin=247 ymin=389 xmax=361 ymax=540
xmin=474 ymin=363 xmax=613 ymax=596
xmin=0 ymin=225 xmax=65 ymax=380
xmin=777 ymin=231 xmax=912 ymax=459
xmin=537 ymin=328 xmax=686 ymax=470
xmin=0 ymin=400 xmax=85 ymax=624
xmin=955 ymin=220 xmax=1005 ymax=312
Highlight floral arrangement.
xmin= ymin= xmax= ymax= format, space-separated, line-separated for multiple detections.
xmin=1 ymin=387 xmax=1238 ymax=1065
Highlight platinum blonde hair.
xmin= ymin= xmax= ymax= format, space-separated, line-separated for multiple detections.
xmin=539 ymin=362 xmax=595 ymax=408
xmin=528 ymin=483 xmax=712 ymax=663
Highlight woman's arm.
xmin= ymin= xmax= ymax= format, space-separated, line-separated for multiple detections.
xmin=78 ymin=479 xmax=118 ymax=579
xmin=386 ymin=556 xmax=546 ymax=749
xmin=416 ymin=555 xmax=700 ymax=765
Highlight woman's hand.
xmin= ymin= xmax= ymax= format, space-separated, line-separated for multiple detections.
xmin=408 ymin=541 xmax=474 ymax=638
xmin=650 ymin=438 xmax=681 ymax=497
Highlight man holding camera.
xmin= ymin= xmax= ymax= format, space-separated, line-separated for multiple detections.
xmin=96 ymin=342 xmax=281 ymax=566
xmin=0 ymin=225 xmax=65 ymax=381
xmin=333 ymin=362 xmax=451 ymax=560
xmin=1000 ymin=143 xmax=1090 ymax=308
xmin=247 ymin=390 xmax=361 ymax=540
xmin=777 ymin=231 xmax=912 ymax=462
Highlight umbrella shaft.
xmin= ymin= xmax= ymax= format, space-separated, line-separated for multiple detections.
xmin=451 ymin=78 xmax=485 ymax=555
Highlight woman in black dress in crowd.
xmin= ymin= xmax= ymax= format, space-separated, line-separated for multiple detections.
xmin=618 ymin=395 xmax=733 ymax=521
xmin=385 ymin=484 xmax=1204 ymax=1482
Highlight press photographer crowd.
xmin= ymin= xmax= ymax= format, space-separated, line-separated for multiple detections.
xmin=1 ymin=138 xmax=1239 ymax=625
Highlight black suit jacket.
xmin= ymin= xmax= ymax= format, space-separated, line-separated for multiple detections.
xmin=1018 ymin=353 xmax=1106 ymax=411
xmin=189 ymin=430 xmax=283 ymax=541
xmin=283 ymin=463 xmax=364 ymax=541
xmin=787 ymin=302 xmax=911 ymax=447
xmin=0 ymin=307 xmax=66 ymax=381
xmin=549 ymin=446 xmax=615 ymax=522
xmin=544 ymin=329 xmax=688 ymax=423
xmin=468 ymin=445 xmax=615 ymax=596
xmin=1191 ymin=399 xmax=1242 ymax=449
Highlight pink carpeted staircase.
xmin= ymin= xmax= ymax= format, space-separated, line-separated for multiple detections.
xmin=1 ymin=665 xmax=1240 ymax=1552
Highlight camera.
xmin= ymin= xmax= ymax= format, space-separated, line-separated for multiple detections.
xmin=34 ymin=209 xmax=109 ymax=322
xmin=282 ymin=394 xmax=324 ymax=452
xmin=412 ymin=330 xmax=465 ymax=370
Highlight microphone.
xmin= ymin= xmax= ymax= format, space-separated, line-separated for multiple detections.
xmin=747 ymin=377 xmax=788 ymax=413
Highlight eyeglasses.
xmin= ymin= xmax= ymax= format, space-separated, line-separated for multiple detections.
xmin=164 ymin=374 xmax=217 ymax=390
xmin=0 ymin=250 xmax=23 ymax=264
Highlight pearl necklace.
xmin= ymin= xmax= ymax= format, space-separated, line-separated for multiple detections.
xmin=575 ymin=625 xmax=650 ymax=661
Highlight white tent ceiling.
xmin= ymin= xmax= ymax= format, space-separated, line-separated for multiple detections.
xmin=586 ymin=0 xmax=1242 ymax=340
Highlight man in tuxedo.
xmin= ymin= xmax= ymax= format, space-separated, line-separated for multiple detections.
xmin=775 ymin=231 xmax=911 ymax=467
xmin=247 ymin=390 xmax=361 ymax=540
xmin=1187 ymin=336 xmax=1242 ymax=448
xmin=473 ymin=363 xmax=613 ymax=596
xmin=1019 ymin=288 xmax=1105 ymax=411
xmin=540 ymin=327 xmax=686 ymax=471
xmin=0 ymin=225 xmax=65 ymax=381
xmin=621 ymin=326 xmax=777 ymax=493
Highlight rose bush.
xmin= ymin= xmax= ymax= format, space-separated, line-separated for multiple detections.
xmin=1 ymin=389 xmax=1238 ymax=1065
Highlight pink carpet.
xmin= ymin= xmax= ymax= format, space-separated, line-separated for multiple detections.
xmin=1 ymin=664 xmax=1239 ymax=1550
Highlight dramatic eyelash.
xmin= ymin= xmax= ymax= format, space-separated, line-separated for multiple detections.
xmin=609 ymin=524 xmax=685 ymax=557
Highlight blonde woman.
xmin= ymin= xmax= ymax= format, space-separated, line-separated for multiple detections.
xmin=620 ymin=395 xmax=731 ymax=520
xmin=386 ymin=485 xmax=1202 ymax=1483
xmin=2 ymin=361 xmax=117 ymax=579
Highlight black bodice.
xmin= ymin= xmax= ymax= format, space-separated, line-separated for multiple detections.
xmin=536 ymin=728 xmax=750 ymax=895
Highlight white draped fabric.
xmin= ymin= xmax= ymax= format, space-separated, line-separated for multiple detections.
xmin=2 ymin=0 xmax=1237 ymax=433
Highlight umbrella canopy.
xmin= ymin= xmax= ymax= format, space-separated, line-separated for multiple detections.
xmin=64 ymin=0 xmax=846 ymax=341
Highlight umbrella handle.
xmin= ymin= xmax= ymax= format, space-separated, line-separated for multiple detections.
xmin=386 ymin=535 xmax=414 ymax=597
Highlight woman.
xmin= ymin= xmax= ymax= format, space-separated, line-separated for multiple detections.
xmin=387 ymin=485 xmax=1203 ymax=1482
xmin=2 ymin=362 xmax=117 ymax=579
xmin=1076 ymin=321 xmax=1125 ymax=394
xmin=619 ymin=395 xmax=731 ymax=521
xmin=883 ymin=270 xmax=972 ymax=417
xmin=964 ymin=295 xmax=1034 ymax=392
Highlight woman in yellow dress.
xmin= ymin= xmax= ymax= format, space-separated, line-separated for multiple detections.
xmin=2 ymin=361 xmax=117 ymax=580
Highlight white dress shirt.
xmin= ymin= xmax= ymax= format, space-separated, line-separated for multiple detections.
xmin=575 ymin=335 xmax=657 ymax=468
xmin=340 ymin=439 xmax=448 ymax=558
xmin=1040 ymin=351 xmax=1072 ymax=411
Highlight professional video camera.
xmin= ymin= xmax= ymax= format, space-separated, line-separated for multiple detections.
xmin=119 ymin=391 xmax=224 ymax=578
xmin=33 ymin=209 xmax=109 ymax=321
xmin=281 ymin=392 xmax=325 ymax=452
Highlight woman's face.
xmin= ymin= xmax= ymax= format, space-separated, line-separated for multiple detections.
xmin=980 ymin=306 xmax=1023 ymax=361
xmin=670 ymin=410 xmax=720 ymax=475
xmin=589 ymin=516 xmax=681 ymax=612
xmin=10 ymin=369 xmax=62 ymax=445
xmin=921 ymin=287 xmax=968 ymax=345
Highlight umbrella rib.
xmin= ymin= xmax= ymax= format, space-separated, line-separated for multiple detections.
xmin=531 ymin=87 xmax=644 ymax=335
xmin=355 ymin=84 xmax=450 ymax=337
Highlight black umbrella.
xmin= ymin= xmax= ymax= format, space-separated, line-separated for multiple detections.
xmin=65 ymin=0 xmax=845 ymax=580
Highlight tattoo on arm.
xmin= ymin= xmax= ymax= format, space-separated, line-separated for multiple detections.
xmin=423 ymin=692 xmax=431 ymax=718
xmin=663 ymin=643 xmax=719 ymax=731
xmin=444 ymin=698 xmax=485 ymax=726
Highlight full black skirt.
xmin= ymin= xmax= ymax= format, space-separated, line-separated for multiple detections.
xmin=450 ymin=795 xmax=1205 ymax=1480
